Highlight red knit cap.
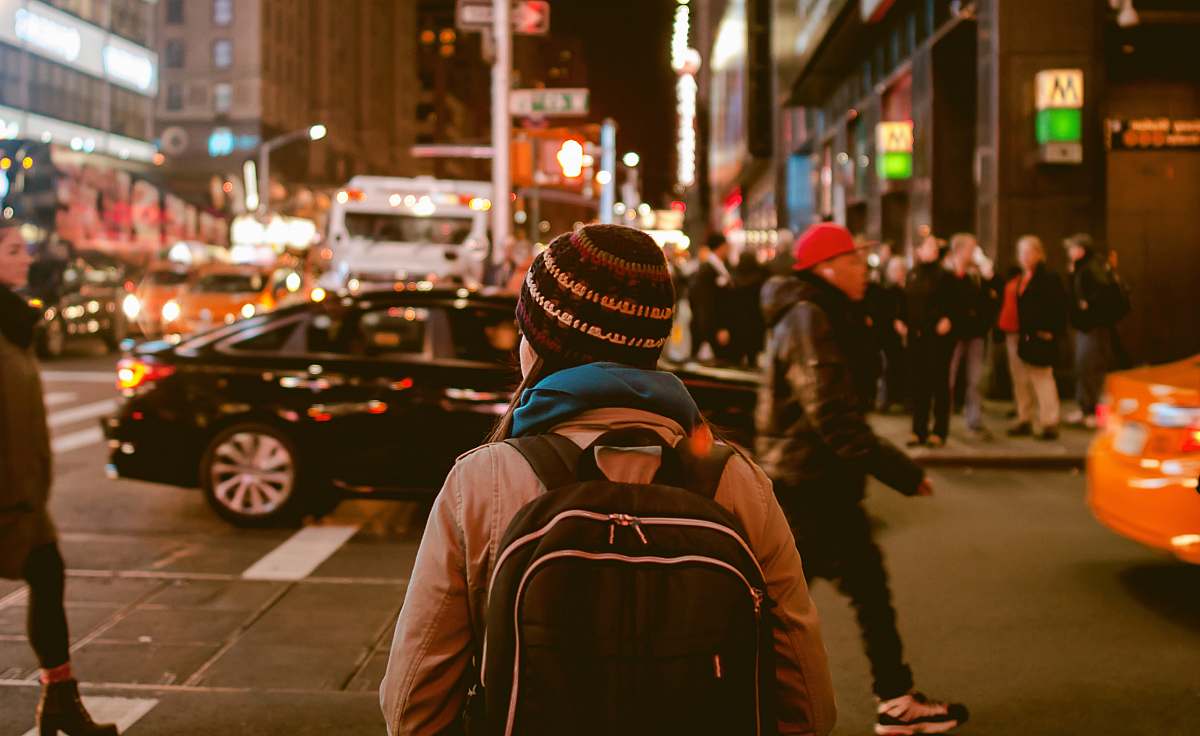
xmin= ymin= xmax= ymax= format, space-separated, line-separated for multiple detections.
xmin=793 ymin=222 xmax=858 ymax=271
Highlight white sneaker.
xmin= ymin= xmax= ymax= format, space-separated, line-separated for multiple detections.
xmin=876 ymin=691 xmax=969 ymax=735
xmin=1064 ymin=408 xmax=1085 ymax=425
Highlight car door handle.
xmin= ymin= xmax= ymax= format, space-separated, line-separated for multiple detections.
xmin=277 ymin=372 xmax=344 ymax=390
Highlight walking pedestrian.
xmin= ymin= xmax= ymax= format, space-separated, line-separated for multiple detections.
xmin=1007 ymin=235 xmax=1066 ymax=440
xmin=757 ymin=222 xmax=968 ymax=736
xmin=731 ymin=247 xmax=769 ymax=367
xmin=689 ymin=233 xmax=734 ymax=362
xmin=0 ymin=222 xmax=119 ymax=736
xmin=996 ymin=266 xmax=1032 ymax=430
xmin=381 ymin=224 xmax=836 ymax=736
xmin=865 ymin=256 xmax=908 ymax=412
xmin=1063 ymin=233 xmax=1128 ymax=428
xmin=901 ymin=236 xmax=955 ymax=448
xmin=946 ymin=233 xmax=1000 ymax=440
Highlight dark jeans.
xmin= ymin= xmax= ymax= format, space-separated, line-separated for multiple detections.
xmin=776 ymin=484 xmax=914 ymax=699
xmin=1074 ymin=328 xmax=1113 ymax=416
xmin=23 ymin=543 xmax=70 ymax=669
xmin=910 ymin=334 xmax=953 ymax=439
xmin=878 ymin=339 xmax=907 ymax=410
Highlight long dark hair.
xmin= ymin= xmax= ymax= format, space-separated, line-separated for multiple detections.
xmin=485 ymin=354 xmax=550 ymax=444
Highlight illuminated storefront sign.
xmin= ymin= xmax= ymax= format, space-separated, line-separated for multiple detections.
xmin=672 ymin=0 xmax=697 ymax=189
xmin=1106 ymin=118 xmax=1200 ymax=151
xmin=0 ymin=103 xmax=156 ymax=163
xmin=1035 ymin=69 xmax=1083 ymax=163
xmin=876 ymin=121 xmax=913 ymax=180
xmin=0 ymin=0 xmax=158 ymax=95
xmin=208 ymin=128 xmax=261 ymax=158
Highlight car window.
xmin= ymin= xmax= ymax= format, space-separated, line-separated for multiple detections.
xmin=305 ymin=305 xmax=428 ymax=358
xmin=147 ymin=270 xmax=189 ymax=286
xmin=445 ymin=306 xmax=519 ymax=364
xmin=194 ymin=273 xmax=264 ymax=293
xmin=224 ymin=321 xmax=301 ymax=353
xmin=343 ymin=213 xmax=474 ymax=245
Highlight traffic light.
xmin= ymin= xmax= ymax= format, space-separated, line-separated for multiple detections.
xmin=557 ymin=140 xmax=584 ymax=179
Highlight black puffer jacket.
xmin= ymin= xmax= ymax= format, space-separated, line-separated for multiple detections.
xmin=755 ymin=272 xmax=924 ymax=497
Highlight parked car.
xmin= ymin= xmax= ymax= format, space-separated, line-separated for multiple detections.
xmin=1087 ymin=354 xmax=1200 ymax=564
xmin=23 ymin=244 xmax=129 ymax=358
xmin=104 ymin=288 xmax=521 ymax=525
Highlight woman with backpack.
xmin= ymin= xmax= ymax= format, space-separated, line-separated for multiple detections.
xmin=381 ymin=224 xmax=836 ymax=736
xmin=1 ymin=222 xmax=119 ymax=736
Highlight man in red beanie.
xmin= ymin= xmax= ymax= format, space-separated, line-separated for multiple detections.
xmin=757 ymin=222 xmax=969 ymax=735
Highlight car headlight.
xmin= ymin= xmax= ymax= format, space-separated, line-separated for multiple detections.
xmin=121 ymin=293 xmax=141 ymax=320
xmin=240 ymin=303 xmax=257 ymax=319
xmin=161 ymin=300 xmax=181 ymax=322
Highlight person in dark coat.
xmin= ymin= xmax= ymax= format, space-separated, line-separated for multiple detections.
xmin=688 ymin=234 xmax=734 ymax=362
xmin=1064 ymin=233 xmax=1125 ymax=427
xmin=730 ymin=249 xmax=768 ymax=367
xmin=1011 ymin=235 xmax=1066 ymax=440
xmin=756 ymin=222 xmax=968 ymax=735
xmin=899 ymin=236 xmax=956 ymax=447
xmin=946 ymin=233 xmax=1001 ymax=439
xmin=865 ymin=256 xmax=908 ymax=412
xmin=0 ymin=223 xmax=119 ymax=735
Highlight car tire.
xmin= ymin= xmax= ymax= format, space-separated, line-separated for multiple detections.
xmin=38 ymin=317 xmax=65 ymax=359
xmin=200 ymin=423 xmax=323 ymax=527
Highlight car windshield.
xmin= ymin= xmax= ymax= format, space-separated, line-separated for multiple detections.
xmin=146 ymin=270 xmax=189 ymax=286
xmin=193 ymin=273 xmax=263 ymax=293
xmin=343 ymin=213 xmax=474 ymax=246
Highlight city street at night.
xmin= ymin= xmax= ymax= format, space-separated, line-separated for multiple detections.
xmin=1 ymin=351 xmax=1195 ymax=735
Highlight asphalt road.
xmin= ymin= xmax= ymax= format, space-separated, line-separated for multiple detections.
xmin=2 ymin=346 xmax=1197 ymax=735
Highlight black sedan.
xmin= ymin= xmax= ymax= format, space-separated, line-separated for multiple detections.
xmin=104 ymin=288 xmax=521 ymax=525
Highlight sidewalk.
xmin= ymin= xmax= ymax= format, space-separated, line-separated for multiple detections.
xmin=872 ymin=400 xmax=1092 ymax=468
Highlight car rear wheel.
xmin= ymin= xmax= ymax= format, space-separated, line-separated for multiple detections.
xmin=201 ymin=424 xmax=314 ymax=526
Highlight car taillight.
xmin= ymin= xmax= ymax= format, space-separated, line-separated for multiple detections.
xmin=1183 ymin=426 xmax=1200 ymax=454
xmin=117 ymin=358 xmax=176 ymax=391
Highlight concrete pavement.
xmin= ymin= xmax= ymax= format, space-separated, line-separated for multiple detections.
xmin=1 ymin=348 xmax=1195 ymax=734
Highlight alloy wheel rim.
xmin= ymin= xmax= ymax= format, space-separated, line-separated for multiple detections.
xmin=210 ymin=432 xmax=295 ymax=516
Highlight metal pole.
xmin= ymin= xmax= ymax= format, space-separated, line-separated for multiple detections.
xmin=599 ymin=118 xmax=617 ymax=225
xmin=491 ymin=0 xmax=512 ymax=262
xmin=257 ymin=144 xmax=270 ymax=217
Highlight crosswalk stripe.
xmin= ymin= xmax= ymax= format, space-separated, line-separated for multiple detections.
xmin=44 ymin=391 xmax=78 ymax=407
xmin=47 ymin=399 xmax=119 ymax=428
xmin=242 ymin=525 xmax=361 ymax=581
xmin=40 ymin=370 xmax=115 ymax=384
xmin=20 ymin=696 xmax=158 ymax=736
xmin=52 ymin=427 xmax=105 ymax=454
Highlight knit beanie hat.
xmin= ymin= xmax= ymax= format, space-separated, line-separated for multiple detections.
xmin=516 ymin=224 xmax=676 ymax=369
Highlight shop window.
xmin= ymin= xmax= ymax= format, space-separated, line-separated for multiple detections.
xmin=213 ymin=0 xmax=234 ymax=26
xmin=214 ymin=83 xmax=233 ymax=114
xmin=213 ymin=40 xmax=233 ymax=69
xmin=166 ymin=0 xmax=184 ymax=24
xmin=165 ymin=39 xmax=185 ymax=69
xmin=166 ymin=84 xmax=183 ymax=111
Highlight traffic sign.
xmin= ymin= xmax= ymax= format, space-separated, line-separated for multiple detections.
xmin=457 ymin=1 xmax=550 ymax=35
xmin=510 ymin=88 xmax=590 ymax=117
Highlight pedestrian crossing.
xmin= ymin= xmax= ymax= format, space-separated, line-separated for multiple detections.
xmin=18 ymin=696 xmax=159 ymax=736
xmin=40 ymin=371 xmax=115 ymax=456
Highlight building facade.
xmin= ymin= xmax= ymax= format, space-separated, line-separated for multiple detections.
xmin=156 ymin=0 xmax=418 ymax=217
xmin=702 ymin=0 xmax=1200 ymax=364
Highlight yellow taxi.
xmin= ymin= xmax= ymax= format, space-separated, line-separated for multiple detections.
xmin=1087 ymin=355 xmax=1200 ymax=563
xmin=161 ymin=264 xmax=275 ymax=335
xmin=127 ymin=261 xmax=191 ymax=337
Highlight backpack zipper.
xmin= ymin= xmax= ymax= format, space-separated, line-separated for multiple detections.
xmin=504 ymin=551 xmax=763 ymax=736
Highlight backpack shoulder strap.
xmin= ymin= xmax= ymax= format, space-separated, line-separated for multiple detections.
xmin=679 ymin=442 xmax=736 ymax=501
xmin=503 ymin=434 xmax=582 ymax=492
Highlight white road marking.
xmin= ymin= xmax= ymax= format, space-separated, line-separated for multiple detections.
xmin=241 ymin=525 xmax=361 ymax=581
xmin=44 ymin=391 xmax=78 ymax=407
xmin=52 ymin=427 xmax=105 ymax=454
xmin=40 ymin=371 xmax=115 ymax=384
xmin=20 ymin=696 xmax=158 ymax=736
xmin=47 ymin=399 xmax=119 ymax=428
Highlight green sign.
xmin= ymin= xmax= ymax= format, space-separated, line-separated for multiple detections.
xmin=1036 ymin=108 xmax=1082 ymax=145
xmin=879 ymin=151 xmax=912 ymax=180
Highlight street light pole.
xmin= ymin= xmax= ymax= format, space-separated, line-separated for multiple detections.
xmin=491 ymin=0 xmax=512 ymax=262
xmin=257 ymin=124 xmax=327 ymax=217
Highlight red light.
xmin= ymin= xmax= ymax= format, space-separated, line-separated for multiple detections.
xmin=393 ymin=377 xmax=414 ymax=391
xmin=367 ymin=401 xmax=388 ymax=415
xmin=124 ymin=280 xmax=135 ymax=292
xmin=670 ymin=200 xmax=686 ymax=213
xmin=307 ymin=408 xmax=333 ymax=422
xmin=131 ymin=411 xmax=144 ymax=420
xmin=1095 ymin=401 xmax=1110 ymax=430
xmin=1183 ymin=427 xmax=1200 ymax=453
xmin=222 ymin=181 xmax=234 ymax=194
xmin=116 ymin=358 xmax=175 ymax=391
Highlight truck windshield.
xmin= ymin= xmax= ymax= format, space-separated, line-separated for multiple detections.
xmin=343 ymin=213 xmax=474 ymax=246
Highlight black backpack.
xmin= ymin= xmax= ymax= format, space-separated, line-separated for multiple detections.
xmin=469 ymin=429 xmax=776 ymax=736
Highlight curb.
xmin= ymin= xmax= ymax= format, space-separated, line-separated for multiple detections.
xmin=911 ymin=453 xmax=1085 ymax=470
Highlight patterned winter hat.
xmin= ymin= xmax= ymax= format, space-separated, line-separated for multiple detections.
xmin=516 ymin=224 xmax=676 ymax=369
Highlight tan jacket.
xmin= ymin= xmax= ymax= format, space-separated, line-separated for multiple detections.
xmin=0 ymin=331 xmax=56 ymax=579
xmin=380 ymin=407 xmax=836 ymax=735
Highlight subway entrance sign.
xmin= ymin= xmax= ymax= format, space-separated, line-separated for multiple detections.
xmin=1036 ymin=69 xmax=1083 ymax=164
xmin=876 ymin=121 xmax=913 ymax=180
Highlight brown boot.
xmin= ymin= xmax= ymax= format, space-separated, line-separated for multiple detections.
xmin=36 ymin=679 xmax=119 ymax=736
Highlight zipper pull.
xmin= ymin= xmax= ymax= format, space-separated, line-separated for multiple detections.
xmin=631 ymin=519 xmax=648 ymax=545
xmin=751 ymin=587 xmax=764 ymax=616
xmin=608 ymin=523 xmax=615 ymax=545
